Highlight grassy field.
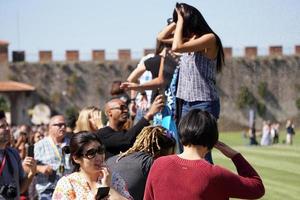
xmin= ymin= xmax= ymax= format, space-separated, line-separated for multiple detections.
xmin=212 ymin=131 xmax=300 ymax=200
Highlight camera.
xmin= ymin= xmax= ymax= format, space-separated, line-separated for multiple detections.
xmin=62 ymin=146 xmax=70 ymax=154
xmin=167 ymin=18 xmax=173 ymax=25
xmin=48 ymin=170 xmax=57 ymax=182
xmin=0 ymin=184 xmax=17 ymax=198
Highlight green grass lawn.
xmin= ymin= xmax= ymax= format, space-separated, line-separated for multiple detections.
xmin=213 ymin=131 xmax=300 ymax=200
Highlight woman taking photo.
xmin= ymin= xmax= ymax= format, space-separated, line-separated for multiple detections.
xmin=53 ymin=131 xmax=132 ymax=200
xmin=158 ymin=2 xmax=224 ymax=119
xmin=157 ymin=2 xmax=225 ymax=162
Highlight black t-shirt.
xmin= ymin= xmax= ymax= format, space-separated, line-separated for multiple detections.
xmin=107 ymin=152 xmax=153 ymax=200
xmin=95 ymin=117 xmax=150 ymax=159
xmin=144 ymin=54 xmax=178 ymax=101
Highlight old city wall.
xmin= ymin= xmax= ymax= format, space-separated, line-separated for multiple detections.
xmin=0 ymin=44 xmax=300 ymax=130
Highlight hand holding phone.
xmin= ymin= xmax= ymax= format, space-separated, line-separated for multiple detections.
xmin=95 ymin=187 xmax=110 ymax=200
xmin=99 ymin=167 xmax=111 ymax=187
xmin=27 ymin=145 xmax=34 ymax=157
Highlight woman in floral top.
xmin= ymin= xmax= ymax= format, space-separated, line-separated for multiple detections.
xmin=53 ymin=131 xmax=132 ymax=200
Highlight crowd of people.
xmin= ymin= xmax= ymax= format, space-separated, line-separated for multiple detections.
xmin=5 ymin=2 xmax=297 ymax=200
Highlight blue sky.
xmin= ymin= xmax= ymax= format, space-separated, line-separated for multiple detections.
xmin=0 ymin=0 xmax=299 ymax=60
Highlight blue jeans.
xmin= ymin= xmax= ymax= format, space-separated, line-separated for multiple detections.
xmin=181 ymin=100 xmax=220 ymax=164
xmin=181 ymin=100 xmax=220 ymax=119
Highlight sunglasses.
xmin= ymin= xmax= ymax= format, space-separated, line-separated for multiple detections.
xmin=110 ymin=105 xmax=128 ymax=111
xmin=82 ymin=146 xmax=105 ymax=159
xmin=52 ymin=123 xmax=67 ymax=128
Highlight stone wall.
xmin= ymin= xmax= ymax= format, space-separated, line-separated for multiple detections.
xmin=1 ymin=42 xmax=300 ymax=130
xmin=2 ymin=55 xmax=299 ymax=130
xmin=218 ymin=56 xmax=300 ymax=130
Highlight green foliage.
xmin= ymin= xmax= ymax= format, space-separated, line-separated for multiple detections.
xmin=66 ymin=72 xmax=85 ymax=96
xmin=66 ymin=72 xmax=78 ymax=96
xmin=66 ymin=73 xmax=78 ymax=85
xmin=296 ymin=98 xmax=300 ymax=110
xmin=236 ymin=86 xmax=267 ymax=116
xmin=257 ymin=81 xmax=267 ymax=98
xmin=256 ymin=102 xmax=266 ymax=116
xmin=236 ymin=86 xmax=255 ymax=108
xmin=65 ymin=106 xmax=79 ymax=129
xmin=7 ymin=74 xmax=18 ymax=81
xmin=0 ymin=96 xmax=9 ymax=112
xmin=66 ymin=86 xmax=76 ymax=97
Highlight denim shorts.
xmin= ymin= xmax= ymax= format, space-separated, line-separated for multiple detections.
xmin=181 ymin=99 xmax=220 ymax=119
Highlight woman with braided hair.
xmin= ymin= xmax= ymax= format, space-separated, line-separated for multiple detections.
xmin=106 ymin=125 xmax=175 ymax=200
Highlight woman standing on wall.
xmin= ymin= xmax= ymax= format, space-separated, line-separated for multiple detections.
xmin=157 ymin=2 xmax=225 ymax=163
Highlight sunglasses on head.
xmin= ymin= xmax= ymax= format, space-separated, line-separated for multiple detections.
xmin=82 ymin=146 xmax=105 ymax=159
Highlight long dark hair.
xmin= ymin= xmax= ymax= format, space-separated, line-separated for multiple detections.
xmin=70 ymin=131 xmax=103 ymax=172
xmin=173 ymin=2 xmax=224 ymax=72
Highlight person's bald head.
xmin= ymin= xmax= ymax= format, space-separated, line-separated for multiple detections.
xmin=105 ymin=99 xmax=123 ymax=114
xmin=105 ymin=98 xmax=129 ymax=124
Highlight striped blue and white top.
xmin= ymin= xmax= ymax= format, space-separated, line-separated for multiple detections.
xmin=176 ymin=52 xmax=219 ymax=102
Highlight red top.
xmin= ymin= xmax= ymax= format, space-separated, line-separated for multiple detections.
xmin=144 ymin=154 xmax=265 ymax=200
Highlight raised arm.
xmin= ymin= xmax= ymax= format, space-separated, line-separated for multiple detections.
xmin=214 ymin=141 xmax=265 ymax=199
xmin=172 ymin=8 xmax=216 ymax=53
xmin=157 ymin=23 xmax=176 ymax=44
xmin=121 ymin=55 xmax=150 ymax=92
xmin=126 ymin=62 xmax=146 ymax=83
xmin=20 ymin=157 xmax=37 ymax=193
xmin=121 ymin=49 xmax=167 ymax=92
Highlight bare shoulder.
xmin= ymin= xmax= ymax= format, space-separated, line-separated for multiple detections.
xmin=200 ymin=33 xmax=216 ymax=43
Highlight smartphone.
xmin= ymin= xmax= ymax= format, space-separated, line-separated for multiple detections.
xmin=27 ymin=145 xmax=34 ymax=157
xmin=95 ymin=187 xmax=110 ymax=199
xmin=158 ymin=89 xmax=167 ymax=105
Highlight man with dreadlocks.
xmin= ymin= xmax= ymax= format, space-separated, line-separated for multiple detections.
xmin=107 ymin=125 xmax=175 ymax=200
xmin=96 ymin=95 xmax=164 ymax=159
